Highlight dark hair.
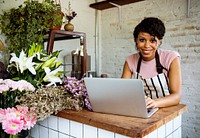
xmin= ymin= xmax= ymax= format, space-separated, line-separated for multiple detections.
xmin=133 ymin=17 xmax=165 ymax=41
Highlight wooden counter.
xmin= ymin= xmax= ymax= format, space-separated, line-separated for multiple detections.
xmin=56 ymin=104 xmax=187 ymax=138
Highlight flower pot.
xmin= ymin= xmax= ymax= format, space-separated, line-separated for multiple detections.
xmin=50 ymin=25 xmax=62 ymax=30
xmin=49 ymin=11 xmax=64 ymax=30
xmin=64 ymin=22 xmax=74 ymax=31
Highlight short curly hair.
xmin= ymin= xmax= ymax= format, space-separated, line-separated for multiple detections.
xmin=133 ymin=17 xmax=165 ymax=41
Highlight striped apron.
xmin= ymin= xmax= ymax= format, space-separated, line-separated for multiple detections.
xmin=134 ymin=51 xmax=170 ymax=99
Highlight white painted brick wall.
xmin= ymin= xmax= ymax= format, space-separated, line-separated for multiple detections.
xmin=100 ymin=0 xmax=200 ymax=137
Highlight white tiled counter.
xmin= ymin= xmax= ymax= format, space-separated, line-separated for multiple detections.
xmin=30 ymin=104 xmax=187 ymax=138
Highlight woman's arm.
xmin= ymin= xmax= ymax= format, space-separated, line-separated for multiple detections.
xmin=121 ymin=61 xmax=132 ymax=79
xmin=146 ymin=57 xmax=182 ymax=108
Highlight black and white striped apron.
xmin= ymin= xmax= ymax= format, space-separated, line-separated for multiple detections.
xmin=134 ymin=51 xmax=170 ymax=99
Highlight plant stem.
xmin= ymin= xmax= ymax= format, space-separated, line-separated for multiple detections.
xmin=9 ymin=134 xmax=18 ymax=138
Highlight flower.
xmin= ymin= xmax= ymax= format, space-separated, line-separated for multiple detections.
xmin=65 ymin=1 xmax=77 ymax=22
xmin=0 ymin=79 xmax=36 ymax=136
xmin=63 ymin=76 xmax=92 ymax=110
xmin=0 ymin=106 xmax=36 ymax=135
xmin=10 ymin=51 xmax=36 ymax=75
xmin=43 ymin=67 xmax=62 ymax=86
xmin=7 ymin=43 xmax=63 ymax=88
xmin=0 ymin=79 xmax=35 ymax=94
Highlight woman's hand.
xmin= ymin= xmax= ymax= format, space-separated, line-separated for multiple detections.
xmin=145 ymin=96 xmax=157 ymax=109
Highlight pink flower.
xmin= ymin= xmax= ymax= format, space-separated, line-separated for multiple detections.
xmin=3 ymin=79 xmax=18 ymax=91
xmin=1 ymin=79 xmax=35 ymax=92
xmin=23 ymin=113 xmax=37 ymax=130
xmin=17 ymin=80 xmax=35 ymax=92
xmin=0 ymin=106 xmax=37 ymax=135
xmin=0 ymin=109 xmax=6 ymax=123
xmin=16 ymin=105 xmax=29 ymax=114
xmin=0 ymin=84 xmax=9 ymax=93
xmin=4 ymin=108 xmax=21 ymax=121
xmin=2 ymin=118 xmax=24 ymax=135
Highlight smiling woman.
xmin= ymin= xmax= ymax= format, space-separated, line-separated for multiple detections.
xmin=121 ymin=17 xmax=182 ymax=109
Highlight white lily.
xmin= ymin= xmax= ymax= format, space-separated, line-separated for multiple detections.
xmin=43 ymin=67 xmax=62 ymax=86
xmin=35 ymin=52 xmax=50 ymax=61
xmin=10 ymin=50 xmax=36 ymax=75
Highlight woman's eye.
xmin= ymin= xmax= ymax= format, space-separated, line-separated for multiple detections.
xmin=150 ymin=39 xmax=157 ymax=43
xmin=139 ymin=39 xmax=145 ymax=42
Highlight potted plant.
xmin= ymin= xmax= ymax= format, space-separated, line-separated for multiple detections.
xmin=0 ymin=0 xmax=63 ymax=53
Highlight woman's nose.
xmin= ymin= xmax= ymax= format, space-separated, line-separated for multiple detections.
xmin=144 ymin=41 xmax=150 ymax=48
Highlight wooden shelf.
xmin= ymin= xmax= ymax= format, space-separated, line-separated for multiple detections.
xmin=90 ymin=0 xmax=145 ymax=10
xmin=44 ymin=30 xmax=87 ymax=79
xmin=89 ymin=1 xmax=116 ymax=10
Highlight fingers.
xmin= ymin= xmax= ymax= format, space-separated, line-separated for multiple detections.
xmin=145 ymin=96 xmax=156 ymax=109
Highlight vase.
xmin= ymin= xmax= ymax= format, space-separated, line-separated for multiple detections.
xmin=64 ymin=22 xmax=74 ymax=31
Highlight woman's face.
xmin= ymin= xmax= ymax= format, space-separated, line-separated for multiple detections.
xmin=136 ymin=32 xmax=160 ymax=61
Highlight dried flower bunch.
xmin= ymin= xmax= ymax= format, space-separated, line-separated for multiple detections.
xmin=65 ymin=1 xmax=77 ymax=22
xmin=17 ymin=86 xmax=84 ymax=121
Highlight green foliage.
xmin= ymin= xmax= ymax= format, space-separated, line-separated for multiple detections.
xmin=0 ymin=0 xmax=63 ymax=53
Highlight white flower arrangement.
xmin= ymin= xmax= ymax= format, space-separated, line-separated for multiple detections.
xmin=7 ymin=43 xmax=63 ymax=87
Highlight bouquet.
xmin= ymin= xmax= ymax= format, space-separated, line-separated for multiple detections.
xmin=0 ymin=79 xmax=36 ymax=137
xmin=0 ymin=43 xmax=93 ymax=138
xmin=0 ymin=106 xmax=36 ymax=136
xmin=7 ymin=43 xmax=63 ymax=88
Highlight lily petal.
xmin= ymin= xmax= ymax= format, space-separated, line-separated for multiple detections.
xmin=43 ymin=67 xmax=62 ymax=86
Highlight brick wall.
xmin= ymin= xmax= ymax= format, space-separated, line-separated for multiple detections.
xmin=100 ymin=0 xmax=200 ymax=137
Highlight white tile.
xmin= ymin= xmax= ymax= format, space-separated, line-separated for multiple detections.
xmin=165 ymin=120 xmax=173 ymax=137
xmin=173 ymin=115 xmax=182 ymax=130
xmin=59 ymin=133 xmax=70 ymax=138
xmin=148 ymin=129 xmax=157 ymax=138
xmin=30 ymin=124 xmax=40 ymax=138
xmin=172 ymin=127 xmax=181 ymax=138
xmin=166 ymin=133 xmax=173 ymax=138
xmin=48 ymin=115 xmax=58 ymax=130
xmin=49 ymin=129 xmax=58 ymax=138
xmin=38 ymin=117 xmax=48 ymax=127
xmin=58 ymin=117 xmax=70 ymax=134
xmin=98 ymin=128 xmax=115 ymax=138
xmin=70 ymin=120 xmax=83 ymax=138
xmin=115 ymin=133 xmax=131 ymax=138
xmin=83 ymin=124 xmax=97 ymax=138
xmin=157 ymin=124 xmax=166 ymax=138
xmin=39 ymin=125 xmax=49 ymax=138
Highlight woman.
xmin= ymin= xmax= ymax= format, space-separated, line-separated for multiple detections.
xmin=121 ymin=17 xmax=182 ymax=109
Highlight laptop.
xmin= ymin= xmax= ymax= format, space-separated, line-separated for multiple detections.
xmin=84 ymin=77 xmax=158 ymax=118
